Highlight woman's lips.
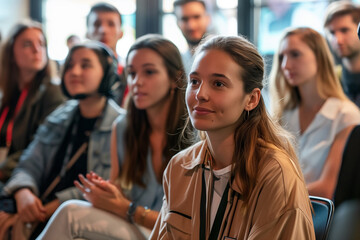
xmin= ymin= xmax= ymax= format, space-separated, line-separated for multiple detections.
xmin=193 ymin=106 xmax=215 ymax=115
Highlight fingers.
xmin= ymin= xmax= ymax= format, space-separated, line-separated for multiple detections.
xmin=18 ymin=200 xmax=45 ymax=222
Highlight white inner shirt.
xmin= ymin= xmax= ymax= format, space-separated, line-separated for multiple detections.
xmin=205 ymin=164 xmax=232 ymax=230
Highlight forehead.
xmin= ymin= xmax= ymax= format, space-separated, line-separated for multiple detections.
xmin=280 ymin=35 xmax=311 ymax=52
xmin=127 ymin=48 xmax=164 ymax=66
xmin=87 ymin=11 xmax=121 ymax=25
xmin=16 ymin=28 xmax=44 ymax=40
xmin=328 ymin=14 xmax=357 ymax=29
xmin=175 ymin=2 xmax=206 ymax=17
xmin=192 ymin=49 xmax=242 ymax=78
xmin=71 ymin=48 xmax=100 ymax=62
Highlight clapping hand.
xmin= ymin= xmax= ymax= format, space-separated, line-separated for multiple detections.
xmin=74 ymin=172 xmax=131 ymax=219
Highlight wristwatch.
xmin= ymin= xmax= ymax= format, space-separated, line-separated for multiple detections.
xmin=127 ymin=202 xmax=137 ymax=223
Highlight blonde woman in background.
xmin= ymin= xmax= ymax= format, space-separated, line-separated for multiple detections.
xmin=270 ymin=27 xmax=360 ymax=199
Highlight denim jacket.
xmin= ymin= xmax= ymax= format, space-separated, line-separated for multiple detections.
xmin=4 ymin=99 xmax=125 ymax=203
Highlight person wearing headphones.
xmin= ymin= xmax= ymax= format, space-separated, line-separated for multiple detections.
xmin=36 ymin=34 xmax=192 ymax=240
xmin=0 ymin=41 xmax=125 ymax=238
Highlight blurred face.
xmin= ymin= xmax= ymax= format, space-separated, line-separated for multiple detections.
xmin=326 ymin=15 xmax=360 ymax=58
xmin=279 ymin=35 xmax=318 ymax=87
xmin=175 ymin=2 xmax=210 ymax=45
xmin=186 ymin=49 xmax=249 ymax=134
xmin=13 ymin=28 xmax=47 ymax=75
xmin=87 ymin=11 xmax=123 ymax=52
xmin=64 ymin=48 xmax=104 ymax=97
xmin=127 ymin=48 xmax=174 ymax=111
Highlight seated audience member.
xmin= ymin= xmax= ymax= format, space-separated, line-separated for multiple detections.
xmin=86 ymin=2 xmax=127 ymax=106
xmin=324 ymin=1 xmax=360 ymax=107
xmin=0 ymin=20 xmax=64 ymax=185
xmin=0 ymin=41 xmax=124 ymax=239
xmin=270 ymin=27 xmax=360 ymax=199
xmin=151 ymin=35 xmax=315 ymax=239
xmin=37 ymin=34 xmax=191 ymax=240
xmin=173 ymin=0 xmax=211 ymax=74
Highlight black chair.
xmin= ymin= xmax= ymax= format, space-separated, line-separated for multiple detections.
xmin=310 ymin=196 xmax=334 ymax=240
xmin=328 ymin=199 xmax=360 ymax=240
xmin=334 ymin=125 xmax=360 ymax=207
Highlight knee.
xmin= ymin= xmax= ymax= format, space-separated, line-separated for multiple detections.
xmin=54 ymin=200 xmax=89 ymax=220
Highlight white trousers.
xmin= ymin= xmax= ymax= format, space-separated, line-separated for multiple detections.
xmin=36 ymin=200 xmax=151 ymax=240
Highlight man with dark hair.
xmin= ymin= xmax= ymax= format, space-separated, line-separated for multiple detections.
xmin=173 ymin=0 xmax=211 ymax=73
xmin=86 ymin=2 xmax=123 ymax=55
xmin=324 ymin=1 xmax=360 ymax=107
xmin=86 ymin=2 xmax=127 ymax=106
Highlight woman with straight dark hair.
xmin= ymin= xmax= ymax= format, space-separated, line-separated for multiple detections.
xmin=37 ymin=34 xmax=191 ymax=240
xmin=0 ymin=20 xmax=64 ymax=184
xmin=150 ymin=35 xmax=315 ymax=239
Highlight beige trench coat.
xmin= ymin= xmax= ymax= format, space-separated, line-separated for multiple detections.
xmin=150 ymin=140 xmax=315 ymax=240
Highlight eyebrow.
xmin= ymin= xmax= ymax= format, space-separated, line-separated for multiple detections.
xmin=190 ymin=71 xmax=230 ymax=80
xmin=81 ymin=58 xmax=92 ymax=63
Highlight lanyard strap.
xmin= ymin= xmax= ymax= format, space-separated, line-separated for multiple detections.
xmin=200 ymin=164 xmax=230 ymax=240
xmin=0 ymin=88 xmax=29 ymax=146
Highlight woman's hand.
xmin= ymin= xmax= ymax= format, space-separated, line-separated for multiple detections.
xmin=14 ymin=188 xmax=46 ymax=223
xmin=74 ymin=173 xmax=130 ymax=219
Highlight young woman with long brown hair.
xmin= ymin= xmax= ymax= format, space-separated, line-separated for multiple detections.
xmin=150 ymin=35 xmax=315 ymax=239
xmin=0 ymin=20 xmax=64 ymax=184
xmin=37 ymin=34 xmax=191 ymax=240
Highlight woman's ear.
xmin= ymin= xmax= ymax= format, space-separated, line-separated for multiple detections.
xmin=245 ymin=88 xmax=261 ymax=111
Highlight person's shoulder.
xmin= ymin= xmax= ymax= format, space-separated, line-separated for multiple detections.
xmin=46 ymin=100 xmax=78 ymax=122
xmin=258 ymin=148 xmax=303 ymax=189
xmin=330 ymin=98 xmax=360 ymax=119
xmin=168 ymin=140 xmax=205 ymax=170
xmin=107 ymin=98 xmax=126 ymax=115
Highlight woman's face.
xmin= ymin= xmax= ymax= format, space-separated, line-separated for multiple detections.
xmin=127 ymin=48 xmax=174 ymax=111
xmin=64 ymin=48 xmax=104 ymax=97
xmin=13 ymin=28 xmax=47 ymax=74
xmin=186 ymin=49 xmax=250 ymax=135
xmin=279 ymin=35 xmax=318 ymax=87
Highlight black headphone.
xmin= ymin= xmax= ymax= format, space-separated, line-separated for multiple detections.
xmin=61 ymin=41 xmax=119 ymax=99
xmin=358 ymin=22 xmax=360 ymax=40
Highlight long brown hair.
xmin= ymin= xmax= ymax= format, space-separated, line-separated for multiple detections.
xmin=120 ymin=34 xmax=190 ymax=188
xmin=270 ymin=27 xmax=347 ymax=119
xmin=0 ymin=19 xmax=52 ymax=111
xmin=196 ymin=36 xmax=302 ymax=207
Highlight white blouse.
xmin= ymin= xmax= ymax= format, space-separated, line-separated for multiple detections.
xmin=282 ymin=98 xmax=360 ymax=184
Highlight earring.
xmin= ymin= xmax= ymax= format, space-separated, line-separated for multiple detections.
xmin=247 ymin=110 xmax=249 ymax=119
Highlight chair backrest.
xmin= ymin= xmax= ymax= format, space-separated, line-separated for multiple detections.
xmin=310 ymin=195 xmax=335 ymax=240
xmin=328 ymin=199 xmax=360 ymax=240
xmin=334 ymin=125 xmax=360 ymax=207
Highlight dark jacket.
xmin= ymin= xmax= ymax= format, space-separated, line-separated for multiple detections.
xmin=0 ymin=82 xmax=64 ymax=181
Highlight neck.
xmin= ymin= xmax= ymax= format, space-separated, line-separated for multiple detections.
xmin=146 ymin=95 xmax=173 ymax=134
xmin=18 ymin=70 xmax=37 ymax=90
xmin=78 ymin=95 xmax=107 ymax=118
xmin=297 ymin=78 xmax=325 ymax=109
xmin=206 ymin=130 xmax=235 ymax=170
xmin=342 ymin=53 xmax=360 ymax=73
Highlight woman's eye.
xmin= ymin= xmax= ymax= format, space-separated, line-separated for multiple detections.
xmin=129 ymin=72 xmax=136 ymax=78
xmin=81 ymin=63 xmax=92 ymax=69
xmin=23 ymin=41 xmax=32 ymax=47
xmin=290 ymin=51 xmax=300 ymax=58
xmin=145 ymin=69 xmax=156 ymax=75
xmin=190 ymin=79 xmax=198 ymax=85
xmin=214 ymin=81 xmax=224 ymax=87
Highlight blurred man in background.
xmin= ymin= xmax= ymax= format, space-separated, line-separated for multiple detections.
xmin=324 ymin=1 xmax=360 ymax=107
xmin=173 ymin=0 xmax=211 ymax=73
